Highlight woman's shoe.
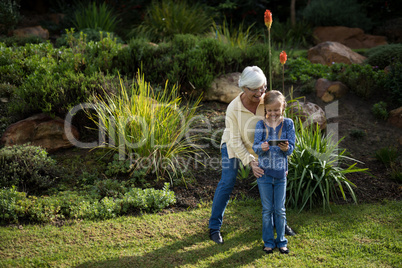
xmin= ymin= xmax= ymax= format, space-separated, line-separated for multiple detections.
xmin=279 ymin=247 xmax=289 ymax=254
xmin=263 ymin=247 xmax=273 ymax=254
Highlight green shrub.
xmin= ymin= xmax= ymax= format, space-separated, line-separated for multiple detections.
xmin=375 ymin=147 xmax=398 ymax=167
xmin=91 ymin=179 xmax=128 ymax=199
xmin=131 ymin=0 xmax=213 ymax=42
xmin=73 ymin=2 xmax=121 ymax=32
xmin=0 ymin=0 xmax=21 ymax=34
xmin=0 ymin=183 xmax=176 ymax=224
xmin=383 ymin=61 xmax=402 ymax=108
xmin=10 ymin=71 xmax=118 ymax=116
xmin=287 ymin=119 xmax=368 ymax=211
xmin=286 ymin=57 xmax=331 ymax=84
xmin=302 ymin=0 xmax=373 ymax=31
xmin=0 ymin=35 xmax=44 ymax=47
xmin=365 ymin=44 xmax=402 ymax=69
xmin=0 ymin=145 xmax=59 ymax=195
xmin=349 ymin=128 xmax=366 ymax=139
xmin=371 ymin=101 xmax=388 ymax=120
xmin=55 ymin=28 xmax=123 ymax=48
xmin=0 ymin=186 xmax=26 ymax=224
xmin=330 ymin=63 xmax=386 ymax=99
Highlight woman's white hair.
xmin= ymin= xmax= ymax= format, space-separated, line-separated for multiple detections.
xmin=238 ymin=66 xmax=267 ymax=90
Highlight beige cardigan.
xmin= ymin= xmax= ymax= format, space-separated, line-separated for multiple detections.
xmin=221 ymin=92 xmax=265 ymax=165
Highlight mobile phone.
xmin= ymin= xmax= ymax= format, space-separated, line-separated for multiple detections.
xmin=268 ymin=139 xmax=288 ymax=146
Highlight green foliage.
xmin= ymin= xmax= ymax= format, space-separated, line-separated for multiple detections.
xmin=287 ymin=119 xmax=368 ymax=212
xmin=0 ymin=183 xmax=176 ymax=224
xmin=212 ymin=18 xmax=259 ymax=50
xmin=286 ymin=57 xmax=331 ymax=84
xmin=237 ymin=162 xmax=252 ymax=180
xmin=0 ymin=83 xmax=15 ymax=99
xmin=131 ymin=0 xmax=213 ymax=42
xmin=330 ymin=63 xmax=386 ymax=99
xmin=302 ymin=0 xmax=373 ymax=31
xmin=86 ymin=72 xmax=203 ymax=184
xmin=365 ymin=44 xmax=402 ymax=69
xmin=105 ymin=154 xmax=132 ymax=177
xmin=0 ymin=35 xmax=44 ymax=47
xmin=375 ymin=147 xmax=398 ymax=167
xmin=270 ymin=19 xmax=314 ymax=49
xmin=55 ymin=28 xmax=123 ymax=48
xmin=0 ymin=145 xmax=59 ymax=195
xmin=383 ymin=60 xmax=402 ymax=108
xmin=349 ymin=128 xmax=366 ymax=139
xmin=0 ymin=186 xmax=26 ymax=224
xmin=91 ymin=179 xmax=128 ymax=199
xmin=10 ymin=70 xmax=118 ymax=116
xmin=73 ymin=1 xmax=121 ymax=32
xmin=371 ymin=101 xmax=388 ymax=120
xmin=0 ymin=0 xmax=21 ymax=34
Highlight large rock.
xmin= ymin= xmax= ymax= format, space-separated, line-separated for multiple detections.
xmin=314 ymin=26 xmax=388 ymax=49
xmin=204 ymin=72 xmax=242 ymax=103
xmin=1 ymin=114 xmax=79 ymax=152
xmin=308 ymin=41 xmax=366 ymax=66
xmin=315 ymin=78 xmax=348 ymax=103
xmin=388 ymin=107 xmax=402 ymax=129
xmin=12 ymin=26 xmax=49 ymax=40
xmin=289 ymin=101 xmax=327 ymax=131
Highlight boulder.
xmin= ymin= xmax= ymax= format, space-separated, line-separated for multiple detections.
xmin=1 ymin=114 xmax=79 ymax=152
xmin=315 ymin=78 xmax=348 ymax=103
xmin=308 ymin=41 xmax=366 ymax=66
xmin=12 ymin=26 xmax=49 ymax=40
xmin=203 ymin=72 xmax=242 ymax=104
xmin=289 ymin=101 xmax=327 ymax=131
xmin=313 ymin=26 xmax=388 ymax=49
xmin=387 ymin=107 xmax=402 ymax=129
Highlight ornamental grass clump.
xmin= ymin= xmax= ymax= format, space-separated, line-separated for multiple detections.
xmin=287 ymin=118 xmax=368 ymax=212
xmin=86 ymin=72 xmax=203 ymax=184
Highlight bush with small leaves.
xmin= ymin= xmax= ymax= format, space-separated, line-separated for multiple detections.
xmin=0 ymin=145 xmax=59 ymax=195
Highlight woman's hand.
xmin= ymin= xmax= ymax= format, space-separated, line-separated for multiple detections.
xmin=250 ymin=160 xmax=264 ymax=178
xmin=261 ymin=141 xmax=269 ymax=151
xmin=278 ymin=141 xmax=289 ymax=152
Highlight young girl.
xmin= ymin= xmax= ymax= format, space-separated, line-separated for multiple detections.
xmin=252 ymin=90 xmax=296 ymax=254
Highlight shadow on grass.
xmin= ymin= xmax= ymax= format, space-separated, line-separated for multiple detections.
xmin=75 ymin=228 xmax=265 ymax=267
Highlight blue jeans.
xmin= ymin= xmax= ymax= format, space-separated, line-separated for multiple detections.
xmin=257 ymin=174 xmax=288 ymax=248
xmin=209 ymin=143 xmax=239 ymax=233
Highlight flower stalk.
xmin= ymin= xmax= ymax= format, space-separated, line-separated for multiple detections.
xmin=280 ymin=50 xmax=287 ymax=93
xmin=264 ymin=10 xmax=273 ymax=91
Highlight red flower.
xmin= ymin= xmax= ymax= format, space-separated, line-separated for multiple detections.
xmin=280 ymin=51 xmax=287 ymax=65
xmin=264 ymin=10 xmax=273 ymax=29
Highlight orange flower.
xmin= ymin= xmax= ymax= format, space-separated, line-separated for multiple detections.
xmin=280 ymin=51 xmax=287 ymax=65
xmin=264 ymin=10 xmax=272 ymax=29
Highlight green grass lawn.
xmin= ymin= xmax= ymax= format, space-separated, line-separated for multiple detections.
xmin=0 ymin=199 xmax=401 ymax=268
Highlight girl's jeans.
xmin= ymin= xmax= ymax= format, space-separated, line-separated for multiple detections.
xmin=208 ymin=143 xmax=239 ymax=233
xmin=257 ymin=174 xmax=288 ymax=248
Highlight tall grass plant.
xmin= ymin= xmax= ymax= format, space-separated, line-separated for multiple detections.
xmin=86 ymin=72 xmax=203 ymax=184
xmin=287 ymin=118 xmax=368 ymax=212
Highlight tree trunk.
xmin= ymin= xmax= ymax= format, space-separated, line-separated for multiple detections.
xmin=290 ymin=0 xmax=296 ymax=27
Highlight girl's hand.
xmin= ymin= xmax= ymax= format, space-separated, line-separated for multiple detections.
xmin=250 ymin=160 xmax=264 ymax=178
xmin=278 ymin=141 xmax=289 ymax=152
xmin=261 ymin=141 xmax=269 ymax=151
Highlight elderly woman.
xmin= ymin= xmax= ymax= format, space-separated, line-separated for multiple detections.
xmin=208 ymin=66 xmax=295 ymax=244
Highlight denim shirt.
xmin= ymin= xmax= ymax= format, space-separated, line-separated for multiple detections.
xmin=252 ymin=118 xmax=296 ymax=179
